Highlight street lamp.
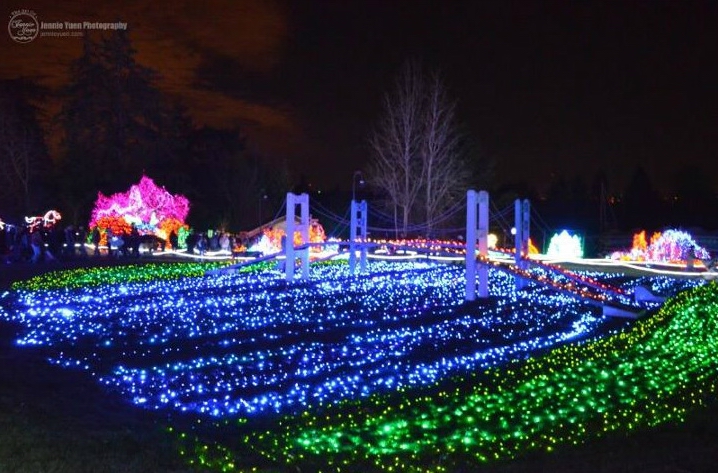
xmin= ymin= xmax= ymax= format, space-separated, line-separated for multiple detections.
xmin=352 ymin=170 xmax=365 ymax=202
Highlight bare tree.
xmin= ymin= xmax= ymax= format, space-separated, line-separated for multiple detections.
xmin=369 ymin=61 xmax=424 ymax=237
xmin=368 ymin=156 xmax=402 ymax=237
xmin=421 ymin=71 xmax=468 ymax=236
xmin=369 ymin=62 xmax=469 ymax=237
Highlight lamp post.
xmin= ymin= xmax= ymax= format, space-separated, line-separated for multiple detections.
xmin=352 ymin=170 xmax=365 ymax=202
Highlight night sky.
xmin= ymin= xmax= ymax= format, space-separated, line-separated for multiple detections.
xmin=2 ymin=0 xmax=717 ymax=195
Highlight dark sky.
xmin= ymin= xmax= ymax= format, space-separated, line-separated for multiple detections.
xmin=2 ymin=0 xmax=717 ymax=195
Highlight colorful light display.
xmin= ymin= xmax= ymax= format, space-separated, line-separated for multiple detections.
xmin=546 ymin=230 xmax=583 ymax=259
xmin=238 ymin=282 xmax=718 ymax=472
xmin=24 ymin=209 xmax=62 ymax=231
xmin=0 ymin=259 xmax=712 ymax=472
xmin=249 ymin=220 xmax=327 ymax=254
xmin=527 ymin=237 xmax=540 ymax=254
xmin=89 ymin=175 xmax=189 ymax=244
xmin=10 ymin=261 xmax=234 ymax=291
xmin=2 ymin=262 xmax=631 ymax=419
xmin=611 ymin=229 xmax=711 ymax=263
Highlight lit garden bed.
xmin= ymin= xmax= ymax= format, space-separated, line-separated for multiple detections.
xmin=0 ymin=260 xmax=711 ymax=472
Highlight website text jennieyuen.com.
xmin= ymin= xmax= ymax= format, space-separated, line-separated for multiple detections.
xmin=40 ymin=31 xmax=84 ymax=38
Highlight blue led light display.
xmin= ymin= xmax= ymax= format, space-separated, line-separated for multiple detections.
xmin=1 ymin=260 xmax=700 ymax=422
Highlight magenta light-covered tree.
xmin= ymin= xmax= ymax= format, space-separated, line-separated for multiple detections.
xmin=89 ymin=176 xmax=189 ymax=241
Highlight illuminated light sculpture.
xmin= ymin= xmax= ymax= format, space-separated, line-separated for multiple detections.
xmin=285 ymin=192 xmax=310 ymax=280
xmin=521 ymin=200 xmax=530 ymax=261
xmin=466 ymin=190 xmax=489 ymax=300
xmin=250 ymin=220 xmax=327 ymax=256
xmin=611 ymin=229 xmax=711 ymax=263
xmin=24 ymin=210 xmax=62 ymax=231
xmin=527 ymin=237 xmax=540 ymax=254
xmin=634 ymin=230 xmax=649 ymax=253
xmin=89 ymin=176 xmax=189 ymax=246
xmin=94 ymin=215 xmax=132 ymax=239
xmin=349 ymin=199 xmax=368 ymax=274
xmin=487 ymin=233 xmax=498 ymax=249
xmin=546 ymin=230 xmax=584 ymax=259
xmin=646 ymin=229 xmax=711 ymax=263
xmin=514 ymin=199 xmax=530 ymax=289
xmin=247 ymin=232 xmax=277 ymax=255
xmin=514 ymin=200 xmax=522 ymax=266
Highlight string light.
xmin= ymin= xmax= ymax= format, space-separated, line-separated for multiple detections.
xmin=611 ymin=229 xmax=711 ymax=263
xmin=24 ymin=209 xmax=62 ymax=231
xmin=1 ymin=258 xmax=712 ymax=472
xmin=546 ymin=230 xmax=583 ymax=259
xmin=89 ymin=175 xmax=190 ymax=243
xmin=3 ymin=261 xmax=633 ymax=419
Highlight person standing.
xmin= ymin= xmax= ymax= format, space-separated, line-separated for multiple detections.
xmin=43 ymin=228 xmax=58 ymax=262
xmin=219 ymin=232 xmax=230 ymax=252
xmin=106 ymin=228 xmax=114 ymax=258
xmin=64 ymin=225 xmax=76 ymax=258
xmin=169 ymin=230 xmax=178 ymax=251
xmin=77 ymin=226 xmax=88 ymax=257
xmin=92 ymin=227 xmax=101 ymax=256
xmin=30 ymin=230 xmax=43 ymax=263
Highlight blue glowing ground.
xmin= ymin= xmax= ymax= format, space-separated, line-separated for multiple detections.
xmin=0 ymin=261 xmax=701 ymax=419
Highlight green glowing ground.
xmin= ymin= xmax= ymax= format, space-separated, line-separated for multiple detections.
xmin=10 ymin=261 xmax=236 ymax=291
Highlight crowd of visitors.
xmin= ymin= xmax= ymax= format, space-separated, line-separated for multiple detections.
xmin=1 ymin=223 xmax=92 ymax=264
xmin=184 ymin=229 xmax=245 ymax=255
xmin=1 ymin=221 xmax=249 ymax=264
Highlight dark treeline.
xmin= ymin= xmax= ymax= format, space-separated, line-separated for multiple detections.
xmin=0 ymin=31 xmax=287 ymax=231
xmin=1 ymin=31 xmax=715 ymax=239
xmin=495 ymin=165 xmax=718 ymax=254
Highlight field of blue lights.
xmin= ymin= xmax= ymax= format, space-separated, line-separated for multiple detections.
xmin=0 ymin=260 xmax=713 ymax=472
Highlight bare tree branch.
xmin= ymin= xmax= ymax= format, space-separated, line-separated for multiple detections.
xmin=421 ymin=71 xmax=466 ymax=236
xmin=369 ymin=62 xmax=472 ymax=237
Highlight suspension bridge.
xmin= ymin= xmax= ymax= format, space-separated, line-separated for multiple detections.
xmin=207 ymin=190 xmax=659 ymax=318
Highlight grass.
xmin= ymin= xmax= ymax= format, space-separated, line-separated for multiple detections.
xmin=0 ymin=320 xmax=196 ymax=473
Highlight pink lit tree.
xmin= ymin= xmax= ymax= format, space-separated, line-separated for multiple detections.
xmin=89 ymin=175 xmax=189 ymax=244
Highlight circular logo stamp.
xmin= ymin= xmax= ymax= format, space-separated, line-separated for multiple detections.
xmin=8 ymin=9 xmax=39 ymax=43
